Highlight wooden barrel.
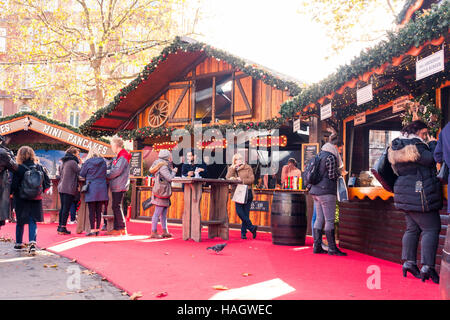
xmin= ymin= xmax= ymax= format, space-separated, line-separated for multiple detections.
xmin=271 ymin=192 xmax=307 ymax=246
xmin=440 ymin=222 xmax=450 ymax=300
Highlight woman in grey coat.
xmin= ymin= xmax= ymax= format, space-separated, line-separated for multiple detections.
xmin=149 ymin=150 xmax=177 ymax=239
xmin=80 ymin=150 xmax=109 ymax=236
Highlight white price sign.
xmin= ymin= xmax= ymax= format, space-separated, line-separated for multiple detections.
xmin=293 ymin=119 xmax=301 ymax=132
xmin=357 ymin=84 xmax=373 ymax=106
xmin=320 ymin=103 xmax=332 ymax=120
xmin=416 ymin=49 xmax=444 ymax=81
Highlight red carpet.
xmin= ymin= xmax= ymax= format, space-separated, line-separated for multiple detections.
xmin=0 ymin=219 xmax=441 ymax=300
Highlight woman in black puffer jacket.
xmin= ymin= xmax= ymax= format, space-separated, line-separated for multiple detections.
xmin=388 ymin=120 xmax=442 ymax=284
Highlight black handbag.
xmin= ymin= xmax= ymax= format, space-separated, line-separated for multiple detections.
xmin=370 ymin=146 xmax=397 ymax=193
xmin=437 ymin=162 xmax=449 ymax=185
xmin=142 ymin=197 xmax=153 ymax=211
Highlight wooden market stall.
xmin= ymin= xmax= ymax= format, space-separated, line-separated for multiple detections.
xmin=80 ymin=37 xmax=312 ymax=232
xmin=278 ymin=0 xmax=450 ymax=272
xmin=0 ymin=111 xmax=115 ymax=222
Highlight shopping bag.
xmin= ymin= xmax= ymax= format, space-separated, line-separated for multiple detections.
xmin=337 ymin=176 xmax=348 ymax=202
xmin=437 ymin=162 xmax=449 ymax=185
xmin=232 ymin=184 xmax=248 ymax=204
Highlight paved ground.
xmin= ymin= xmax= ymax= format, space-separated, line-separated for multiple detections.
xmin=0 ymin=237 xmax=128 ymax=300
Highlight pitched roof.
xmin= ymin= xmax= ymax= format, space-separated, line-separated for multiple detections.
xmin=80 ymin=37 xmax=304 ymax=137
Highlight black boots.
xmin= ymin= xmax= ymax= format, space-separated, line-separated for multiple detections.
xmin=325 ymin=229 xmax=347 ymax=256
xmin=420 ymin=265 xmax=440 ymax=284
xmin=313 ymin=229 xmax=327 ymax=254
xmin=402 ymin=261 xmax=421 ymax=278
xmin=57 ymin=226 xmax=71 ymax=235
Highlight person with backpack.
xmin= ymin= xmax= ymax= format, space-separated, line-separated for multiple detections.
xmin=307 ymin=135 xmax=347 ymax=256
xmin=80 ymin=149 xmax=109 ymax=237
xmin=389 ymin=120 xmax=442 ymax=283
xmin=149 ymin=149 xmax=177 ymax=239
xmin=0 ymin=135 xmax=18 ymax=229
xmin=107 ymin=137 xmax=131 ymax=236
xmin=11 ymin=146 xmax=50 ymax=254
xmin=57 ymin=147 xmax=81 ymax=235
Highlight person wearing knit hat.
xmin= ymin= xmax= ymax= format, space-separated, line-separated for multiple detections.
xmin=149 ymin=149 xmax=177 ymax=238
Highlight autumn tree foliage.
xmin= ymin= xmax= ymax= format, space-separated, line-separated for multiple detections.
xmin=0 ymin=0 xmax=202 ymax=119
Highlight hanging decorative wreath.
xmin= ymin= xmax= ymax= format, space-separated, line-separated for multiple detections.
xmin=147 ymin=100 xmax=169 ymax=128
xmin=401 ymin=92 xmax=442 ymax=137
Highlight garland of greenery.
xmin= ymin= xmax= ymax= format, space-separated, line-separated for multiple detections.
xmin=280 ymin=1 xmax=449 ymax=121
xmin=81 ymin=37 xmax=303 ymax=138
xmin=401 ymin=92 xmax=442 ymax=137
xmin=0 ymin=111 xmax=110 ymax=143
xmin=116 ymin=117 xmax=287 ymax=140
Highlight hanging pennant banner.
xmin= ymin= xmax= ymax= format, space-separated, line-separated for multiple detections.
xmin=354 ymin=112 xmax=366 ymax=126
xmin=320 ymin=103 xmax=332 ymax=120
xmin=357 ymin=84 xmax=373 ymax=106
xmin=416 ymin=49 xmax=444 ymax=81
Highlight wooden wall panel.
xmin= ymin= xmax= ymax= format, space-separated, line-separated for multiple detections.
xmin=271 ymin=89 xmax=283 ymax=118
xmin=234 ymin=76 xmax=253 ymax=118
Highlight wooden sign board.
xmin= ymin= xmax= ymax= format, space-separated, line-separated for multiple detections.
xmin=354 ymin=112 xmax=366 ymax=126
xmin=250 ymin=201 xmax=269 ymax=212
xmin=0 ymin=115 xmax=115 ymax=157
xmin=357 ymin=84 xmax=373 ymax=106
xmin=392 ymin=96 xmax=411 ymax=113
xmin=129 ymin=150 xmax=144 ymax=178
xmin=301 ymin=143 xmax=319 ymax=171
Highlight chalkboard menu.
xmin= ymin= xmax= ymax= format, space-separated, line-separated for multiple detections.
xmin=301 ymin=143 xmax=319 ymax=171
xmin=250 ymin=201 xmax=269 ymax=212
xmin=129 ymin=150 xmax=143 ymax=178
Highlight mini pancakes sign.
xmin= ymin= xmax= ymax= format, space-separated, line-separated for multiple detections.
xmin=0 ymin=115 xmax=114 ymax=157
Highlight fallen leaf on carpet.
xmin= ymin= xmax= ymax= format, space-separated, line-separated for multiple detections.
xmin=164 ymin=252 xmax=169 ymax=255
xmin=70 ymin=259 xmax=77 ymax=263
xmin=82 ymin=270 xmax=96 ymax=275
xmin=156 ymin=292 xmax=168 ymax=298
xmin=101 ymin=277 xmax=107 ymax=281
xmin=130 ymin=292 xmax=143 ymax=300
xmin=122 ymin=291 xmax=128 ymax=296
xmin=212 ymin=285 xmax=229 ymax=290
xmin=242 ymin=273 xmax=252 ymax=277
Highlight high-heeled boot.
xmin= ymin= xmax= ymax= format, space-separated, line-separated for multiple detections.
xmin=420 ymin=265 xmax=439 ymax=284
xmin=313 ymin=229 xmax=327 ymax=254
xmin=325 ymin=229 xmax=347 ymax=256
xmin=402 ymin=261 xmax=420 ymax=278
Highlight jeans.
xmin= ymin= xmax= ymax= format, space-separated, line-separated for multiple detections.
xmin=402 ymin=211 xmax=441 ymax=266
xmin=88 ymin=201 xmax=105 ymax=230
xmin=112 ymin=192 xmax=126 ymax=230
xmin=16 ymin=216 xmax=37 ymax=244
xmin=59 ymin=193 xmax=75 ymax=227
xmin=312 ymin=194 xmax=337 ymax=231
xmin=152 ymin=205 xmax=168 ymax=232
xmin=235 ymin=190 xmax=255 ymax=237
xmin=311 ymin=203 xmax=317 ymax=238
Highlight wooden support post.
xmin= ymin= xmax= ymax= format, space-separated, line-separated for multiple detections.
xmin=130 ymin=179 xmax=138 ymax=219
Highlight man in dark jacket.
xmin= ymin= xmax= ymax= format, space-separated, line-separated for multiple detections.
xmin=0 ymin=135 xmax=17 ymax=228
xmin=57 ymin=147 xmax=81 ymax=235
xmin=388 ymin=120 xmax=441 ymax=283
